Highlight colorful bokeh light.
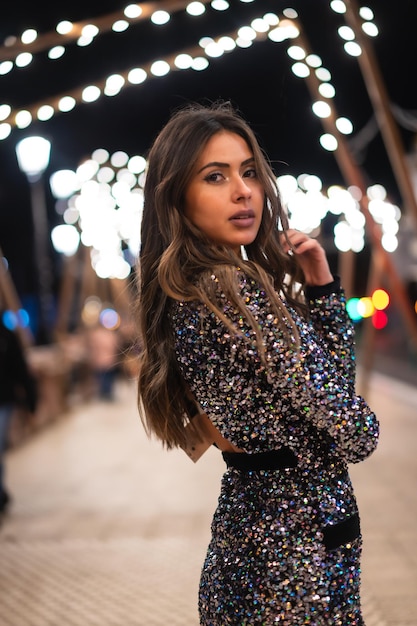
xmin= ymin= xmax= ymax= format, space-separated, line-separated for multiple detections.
xmin=347 ymin=288 xmax=390 ymax=329
xmin=372 ymin=309 xmax=388 ymax=329
xmin=371 ymin=288 xmax=389 ymax=310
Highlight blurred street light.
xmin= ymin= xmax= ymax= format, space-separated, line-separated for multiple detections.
xmin=15 ymin=136 xmax=50 ymax=179
xmin=15 ymin=135 xmax=53 ymax=343
xmin=49 ymin=169 xmax=78 ymax=199
xmin=51 ymin=224 xmax=80 ymax=257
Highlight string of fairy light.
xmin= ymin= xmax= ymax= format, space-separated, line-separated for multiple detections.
xmin=0 ymin=6 xmax=281 ymax=137
xmin=0 ymin=0 xmax=379 ymax=71
xmin=0 ymin=1 xmax=380 ymax=139
xmin=0 ymin=0 xmax=216 ymax=67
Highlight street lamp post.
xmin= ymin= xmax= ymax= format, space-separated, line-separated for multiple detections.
xmin=15 ymin=136 xmax=53 ymax=344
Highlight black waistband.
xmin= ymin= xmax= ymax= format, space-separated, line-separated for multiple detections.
xmin=222 ymin=447 xmax=298 ymax=471
xmin=322 ymin=512 xmax=361 ymax=551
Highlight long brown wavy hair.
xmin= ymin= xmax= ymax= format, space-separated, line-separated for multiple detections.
xmin=136 ymin=101 xmax=305 ymax=448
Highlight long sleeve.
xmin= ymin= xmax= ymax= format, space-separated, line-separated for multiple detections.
xmin=171 ymin=272 xmax=379 ymax=464
xmin=305 ymin=277 xmax=356 ymax=384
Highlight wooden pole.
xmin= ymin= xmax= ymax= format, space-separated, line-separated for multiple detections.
xmin=357 ymin=250 xmax=384 ymax=397
xmin=54 ymin=251 xmax=79 ymax=339
xmin=109 ymin=277 xmax=133 ymax=320
xmin=344 ymin=0 xmax=417 ymax=224
xmin=292 ymin=20 xmax=417 ymax=391
xmin=0 ymin=246 xmax=34 ymax=347
xmin=338 ymin=249 xmax=356 ymax=301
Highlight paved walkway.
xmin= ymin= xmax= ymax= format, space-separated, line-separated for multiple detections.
xmin=0 ymin=373 xmax=416 ymax=625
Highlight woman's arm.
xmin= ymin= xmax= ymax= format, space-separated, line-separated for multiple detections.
xmin=305 ymin=279 xmax=356 ymax=385
xmin=283 ymin=230 xmax=356 ymax=381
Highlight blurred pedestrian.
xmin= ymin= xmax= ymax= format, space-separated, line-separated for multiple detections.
xmin=86 ymin=322 xmax=120 ymax=401
xmin=0 ymin=312 xmax=38 ymax=514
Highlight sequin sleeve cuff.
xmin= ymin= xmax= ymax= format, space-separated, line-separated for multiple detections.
xmin=305 ymin=276 xmax=341 ymax=301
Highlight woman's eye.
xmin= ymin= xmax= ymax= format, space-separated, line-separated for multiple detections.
xmin=204 ymin=172 xmax=223 ymax=183
xmin=243 ymin=168 xmax=257 ymax=178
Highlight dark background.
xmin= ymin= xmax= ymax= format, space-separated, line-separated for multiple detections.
xmin=0 ymin=0 xmax=416 ymax=298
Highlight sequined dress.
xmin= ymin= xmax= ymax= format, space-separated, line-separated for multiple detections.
xmin=169 ymin=272 xmax=379 ymax=625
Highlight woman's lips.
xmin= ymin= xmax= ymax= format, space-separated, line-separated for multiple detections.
xmin=229 ymin=210 xmax=255 ymax=227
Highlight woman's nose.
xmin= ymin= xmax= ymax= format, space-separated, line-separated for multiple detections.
xmin=232 ymin=175 xmax=252 ymax=200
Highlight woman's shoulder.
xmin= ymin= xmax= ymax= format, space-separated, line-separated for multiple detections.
xmin=173 ymin=267 xmax=265 ymax=305
xmin=168 ymin=295 xmax=201 ymax=327
xmin=168 ymin=267 xmax=272 ymax=328
xmin=206 ymin=265 xmax=269 ymax=295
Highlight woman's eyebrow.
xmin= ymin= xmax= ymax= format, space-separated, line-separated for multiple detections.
xmin=197 ymin=156 xmax=255 ymax=175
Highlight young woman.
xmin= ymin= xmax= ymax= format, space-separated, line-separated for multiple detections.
xmin=136 ymin=102 xmax=379 ymax=625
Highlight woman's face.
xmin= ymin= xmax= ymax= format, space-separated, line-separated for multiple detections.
xmin=183 ymin=131 xmax=264 ymax=252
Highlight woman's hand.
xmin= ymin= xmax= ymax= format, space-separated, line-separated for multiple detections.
xmin=281 ymin=229 xmax=334 ymax=287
